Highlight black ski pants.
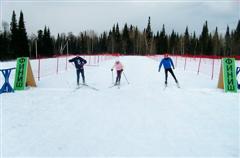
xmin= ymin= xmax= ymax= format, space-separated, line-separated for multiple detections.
xmin=165 ymin=68 xmax=177 ymax=83
xmin=76 ymin=69 xmax=85 ymax=84
xmin=116 ymin=70 xmax=123 ymax=84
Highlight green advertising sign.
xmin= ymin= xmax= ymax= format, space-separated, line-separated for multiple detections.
xmin=14 ymin=57 xmax=29 ymax=90
xmin=222 ymin=58 xmax=238 ymax=93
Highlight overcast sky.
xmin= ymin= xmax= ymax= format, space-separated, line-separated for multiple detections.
xmin=1 ymin=0 xmax=240 ymax=36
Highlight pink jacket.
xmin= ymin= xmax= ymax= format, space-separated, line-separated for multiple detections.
xmin=113 ymin=62 xmax=123 ymax=71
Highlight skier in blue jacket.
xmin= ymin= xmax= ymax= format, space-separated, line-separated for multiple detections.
xmin=158 ymin=54 xmax=178 ymax=86
xmin=69 ymin=56 xmax=87 ymax=85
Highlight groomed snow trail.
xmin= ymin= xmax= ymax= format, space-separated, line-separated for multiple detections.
xmin=2 ymin=56 xmax=239 ymax=157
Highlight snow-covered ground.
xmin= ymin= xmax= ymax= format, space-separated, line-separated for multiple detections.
xmin=1 ymin=56 xmax=239 ymax=157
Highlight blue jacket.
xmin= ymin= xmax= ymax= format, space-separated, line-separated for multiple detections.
xmin=69 ymin=56 xmax=87 ymax=70
xmin=159 ymin=57 xmax=175 ymax=71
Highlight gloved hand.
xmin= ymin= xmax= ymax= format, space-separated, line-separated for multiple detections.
xmin=111 ymin=69 xmax=113 ymax=71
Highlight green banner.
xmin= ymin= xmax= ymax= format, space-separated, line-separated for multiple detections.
xmin=222 ymin=58 xmax=238 ymax=93
xmin=14 ymin=57 xmax=29 ymax=90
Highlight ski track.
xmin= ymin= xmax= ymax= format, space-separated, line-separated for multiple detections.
xmin=1 ymin=56 xmax=239 ymax=157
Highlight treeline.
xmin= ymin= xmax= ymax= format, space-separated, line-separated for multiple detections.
xmin=0 ymin=11 xmax=239 ymax=61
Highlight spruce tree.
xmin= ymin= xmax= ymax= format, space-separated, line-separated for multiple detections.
xmin=10 ymin=11 xmax=18 ymax=58
xmin=134 ymin=26 xmax=139 ymax=54
xmin=145 ymin=17 xmax=153 ymax=54
xmin=212 ymin=27 xmax=220 ymax=56
xmin=101 ymin=31 xmax=108 ymax=52
xmin=122 ymin=23 xmax=130 ymax=54
xmin=18 ymin=11 xmax=29 ymax=57
xmin=115 ymin=23 xmax=121 ymax=53
xmin=169 ymin=30 xmax=177 ymax=54
xmin=225 ymin=25 xmax=231 ymax=56
xmin=159 ymin=24 xmax=168 ymax=54
xmin=191 ymin=32 xmax=198 ymax=55
xmin=232 ymin=20 xmax=240 ymax=55
xmin=37 ymin=29 xmax=44 ymax=57
xmin=199 ymin=21 xmax=209 ymax=55
xmin=207 ymin=33 xmax=213 ymax=55
xmin=184 ymin=26 xmax=190 ymax=54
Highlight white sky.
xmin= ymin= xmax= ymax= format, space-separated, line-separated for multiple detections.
xmin=1 ymin=0 xmax=240 ymax=36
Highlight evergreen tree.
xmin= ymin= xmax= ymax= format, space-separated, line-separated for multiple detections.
xmin=212 ymin=27 xmax=220 ymax=56
xmin=184 ymin=26 xmax=190 ymax=54
xmin=225 ymin=25 xmax=231 ymax=56
xmin=10 ymin=11 xmax=18 ymax=58
xmin=111 ymin=24 xmax=116 ymax=53
xmin=128 ymin=25 xmax=135 ymax=54
xmin=115 ymin=23 xmax=121 ymax=52
xmin=159 ymin=24 xmax=168 ymax=54
xmin=155 ymin=31 xmax=160 ymax=54
xmin=199 ymin=21 xmax=209 ymax=55
xmin=122 ymin=23 xmax=130 ymax=54
xmin=232 ymin=20 xmax=240 ymax=55
xmin=207 ymin=33 xmax=213 ymax=55
xmin=145 ymin=17 xmax=153 ymax=54
xmin=100 ymin=31 xmax=108 ymax=52
xmin=18 ymin=11 xmax=29 ymax=57
xmin=134 ymin=26 xmax=139 ymax=54
xmin=46 ymin=27 xmax=54 ymax=56
xmin=37 ymin=29 xmax=44 ymax=57
xmin=190 ymin=32 xmax=198 ymax=55
xmin=169 ymin=30 xmax=177 ymax=54
xmin=107 ymin=30 xmax=113 ymax=53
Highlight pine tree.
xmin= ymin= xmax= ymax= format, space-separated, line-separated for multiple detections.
xmin=115 ymin=23 xmax=121 ymax=53
xmin=225 ymin=25 xmax=231 ymax=56
xmin=184 ymin=26 xmax=190 ymax=54
xmin=145 ymin=17 xmax=153 ymax=54
xmin=159 ymin=24 xmax=168 ymax=54
xmin=101 ymin=31 xmax=108 ymax=52
xmin=169 ymin=30 xmax=177 ymax=54
xmin=18 ymin=11 xmax=29 ymax=57
xmin=207 ymin=33 xmax=213 ymax=55
xmin=10 ymin=11 xmax=18 ymax=58
xmin=199 ymin=21 xmax=209 ymax=55
xmin=37 ymin=29 xmax=44 ymax=57
xmin=232 ymin=20 xmax=240 ymax=55
xmin=190 ymin=32 xmax=198 ymax=55
xmin=212 ymin=27 xmax=220 ymax=56
xmin=134 ymin=26 xmax=139 ymax=54
xmin=107 ymin=30 xmax=113 ymax=53
xmin=46 ymin=27 xmax=54 ymax=56
xmin=122 ymin=23 xmax=130 ymax=54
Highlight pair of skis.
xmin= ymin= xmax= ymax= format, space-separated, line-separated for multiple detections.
xmin=109 ymin=83 xmax=121 ymax=89
xmin=74 ymin=83 xmax=99 ymax=91
xmin=163 ymin=82 xmax=180 ymax=90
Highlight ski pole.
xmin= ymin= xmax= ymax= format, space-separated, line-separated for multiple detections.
xmin=111 ymin=70 xmax=114 ymax=84
xmin=123 ymin=72 xmax=130 ymax=84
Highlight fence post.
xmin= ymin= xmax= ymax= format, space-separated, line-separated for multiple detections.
xmin=175 ymin=56 xmax=178 ymax=68
xmin=211 ymin=59 xmax=215 ymax=80
xmin=197 ymin=58 xmax=202 ymax=75
xmin=184 ymin=57 xmax=187 ymax=71
xmin=65 ymin=55 xmax=68 ymax=70
xmin=38 ymin=58 xmax=40 ymax=81
xmin=56 ymin=57 xmax=59 ymax=74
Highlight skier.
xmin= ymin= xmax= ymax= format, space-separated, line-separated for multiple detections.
xmin=111 ymin=60 xmax=124 ymax=85
xmin=69 ymin=56 xmax=87 ymax=86
xmin=158 ymin=54 xmax=179 ymax=87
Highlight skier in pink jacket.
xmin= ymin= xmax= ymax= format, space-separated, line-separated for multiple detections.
xmin=111 ymin=60 xmax=124 ymax=85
